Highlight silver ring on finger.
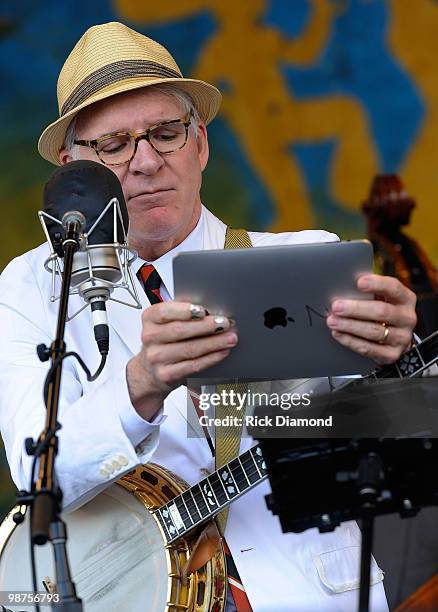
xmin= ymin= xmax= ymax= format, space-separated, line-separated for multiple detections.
xmin=214 ymin=315 xmax=227 ymax=333
xmin=189 ymin=304 xmax=205 ymax=319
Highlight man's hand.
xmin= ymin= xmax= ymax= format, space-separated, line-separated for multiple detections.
xmin=126 ymin=302 xmax=237 ymax=420
xmin=326 ymin=274 xmax=417 ymax=365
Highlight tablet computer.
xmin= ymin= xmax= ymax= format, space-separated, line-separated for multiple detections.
xmin=173 ymin=239 xmax=375 ymax=380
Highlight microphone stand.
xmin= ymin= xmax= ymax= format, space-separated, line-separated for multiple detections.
xmin=15 ymin=220 xmax=83 ymax=611
xmin=357 ymin=451 xmax=383 ymax=612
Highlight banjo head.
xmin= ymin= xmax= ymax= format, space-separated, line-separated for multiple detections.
xmin=0 ymin=464 xmax=226 ymax=612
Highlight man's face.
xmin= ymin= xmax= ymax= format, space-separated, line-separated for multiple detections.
xmin=60 ymin=88 xmax=209 ymax=258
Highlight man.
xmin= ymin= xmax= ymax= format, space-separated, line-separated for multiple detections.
xmin=0 ymin=22 xmax=416 ymax=611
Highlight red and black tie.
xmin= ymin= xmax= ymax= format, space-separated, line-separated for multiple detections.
xmin=223 ymin=540 xmax=253 ymax=611
xmin=138 ymin=263 xmax=163 ymax=304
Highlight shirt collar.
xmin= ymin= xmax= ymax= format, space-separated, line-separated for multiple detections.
xmin=132 ymin=207 xmax=205 ymax=300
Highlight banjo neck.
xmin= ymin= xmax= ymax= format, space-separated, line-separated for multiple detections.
xmin=364 ymin=329 xmax=438 ymax=380
xmin=154 ymin=330 xmax=438 ymax=545
xmin=154 ymin=445 xmax=268 ymax=544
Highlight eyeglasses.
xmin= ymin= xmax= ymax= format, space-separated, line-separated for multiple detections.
xmin=73 ymin=112 xmax=193 ymax=166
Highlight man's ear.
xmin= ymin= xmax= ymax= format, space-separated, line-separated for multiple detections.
xmin=196 ymin=122 xmax=209 ymax=171
xmin=59 ymin=148 xmax=73 ymax=165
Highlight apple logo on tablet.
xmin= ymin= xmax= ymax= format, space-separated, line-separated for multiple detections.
xmin=264 ymin=307 xmax=295 ymax=329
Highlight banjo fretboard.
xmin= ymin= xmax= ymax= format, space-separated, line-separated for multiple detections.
xmin=366 ymin=330 xmax=438 ymax=379
xmin=154 ymin=445 xmax=267 ymax=543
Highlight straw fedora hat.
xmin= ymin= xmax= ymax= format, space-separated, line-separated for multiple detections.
xmin=38 ymin=21 xmax=221 ymax=166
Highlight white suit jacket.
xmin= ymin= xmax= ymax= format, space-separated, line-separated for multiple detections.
xmin=0 ymin=206 xmax=387 ymax=611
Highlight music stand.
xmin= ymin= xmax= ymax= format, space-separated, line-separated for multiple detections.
xmin=251 ymin=378 xmax=438 ymax=612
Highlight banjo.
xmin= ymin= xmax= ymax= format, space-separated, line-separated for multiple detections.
xmin=0 ymin=331 xmax=437 ymax=611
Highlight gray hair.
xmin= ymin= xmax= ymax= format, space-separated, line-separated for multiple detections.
xmin=62 ymin=83 xmax=200 ymax=155
xmin=63 ymin=116 xmax=79 ymax=158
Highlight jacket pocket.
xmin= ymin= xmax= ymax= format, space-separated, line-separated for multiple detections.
xmin=314 ymin=545 xmax=384 ymax=593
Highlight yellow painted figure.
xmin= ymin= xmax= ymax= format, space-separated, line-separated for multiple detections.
xmin=389 ymin=0 xmax=438 ymax=262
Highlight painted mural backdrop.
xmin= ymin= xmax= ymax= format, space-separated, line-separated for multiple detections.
xmin=0 ymin=0 xmax=437 ymax=515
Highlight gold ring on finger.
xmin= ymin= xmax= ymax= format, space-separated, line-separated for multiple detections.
xmin=378 ymin=322 xmax=390 ymax=345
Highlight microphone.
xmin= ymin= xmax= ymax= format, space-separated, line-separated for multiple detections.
xmin=39 ymin=160 xmax=141 ymax=357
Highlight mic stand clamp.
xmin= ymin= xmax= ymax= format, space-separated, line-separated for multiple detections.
xmin=13 ymin=222 xmax=83 ymax=611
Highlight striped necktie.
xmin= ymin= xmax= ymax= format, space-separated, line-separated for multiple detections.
xmin=138 ymin=263 xmax=163 ymax=304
